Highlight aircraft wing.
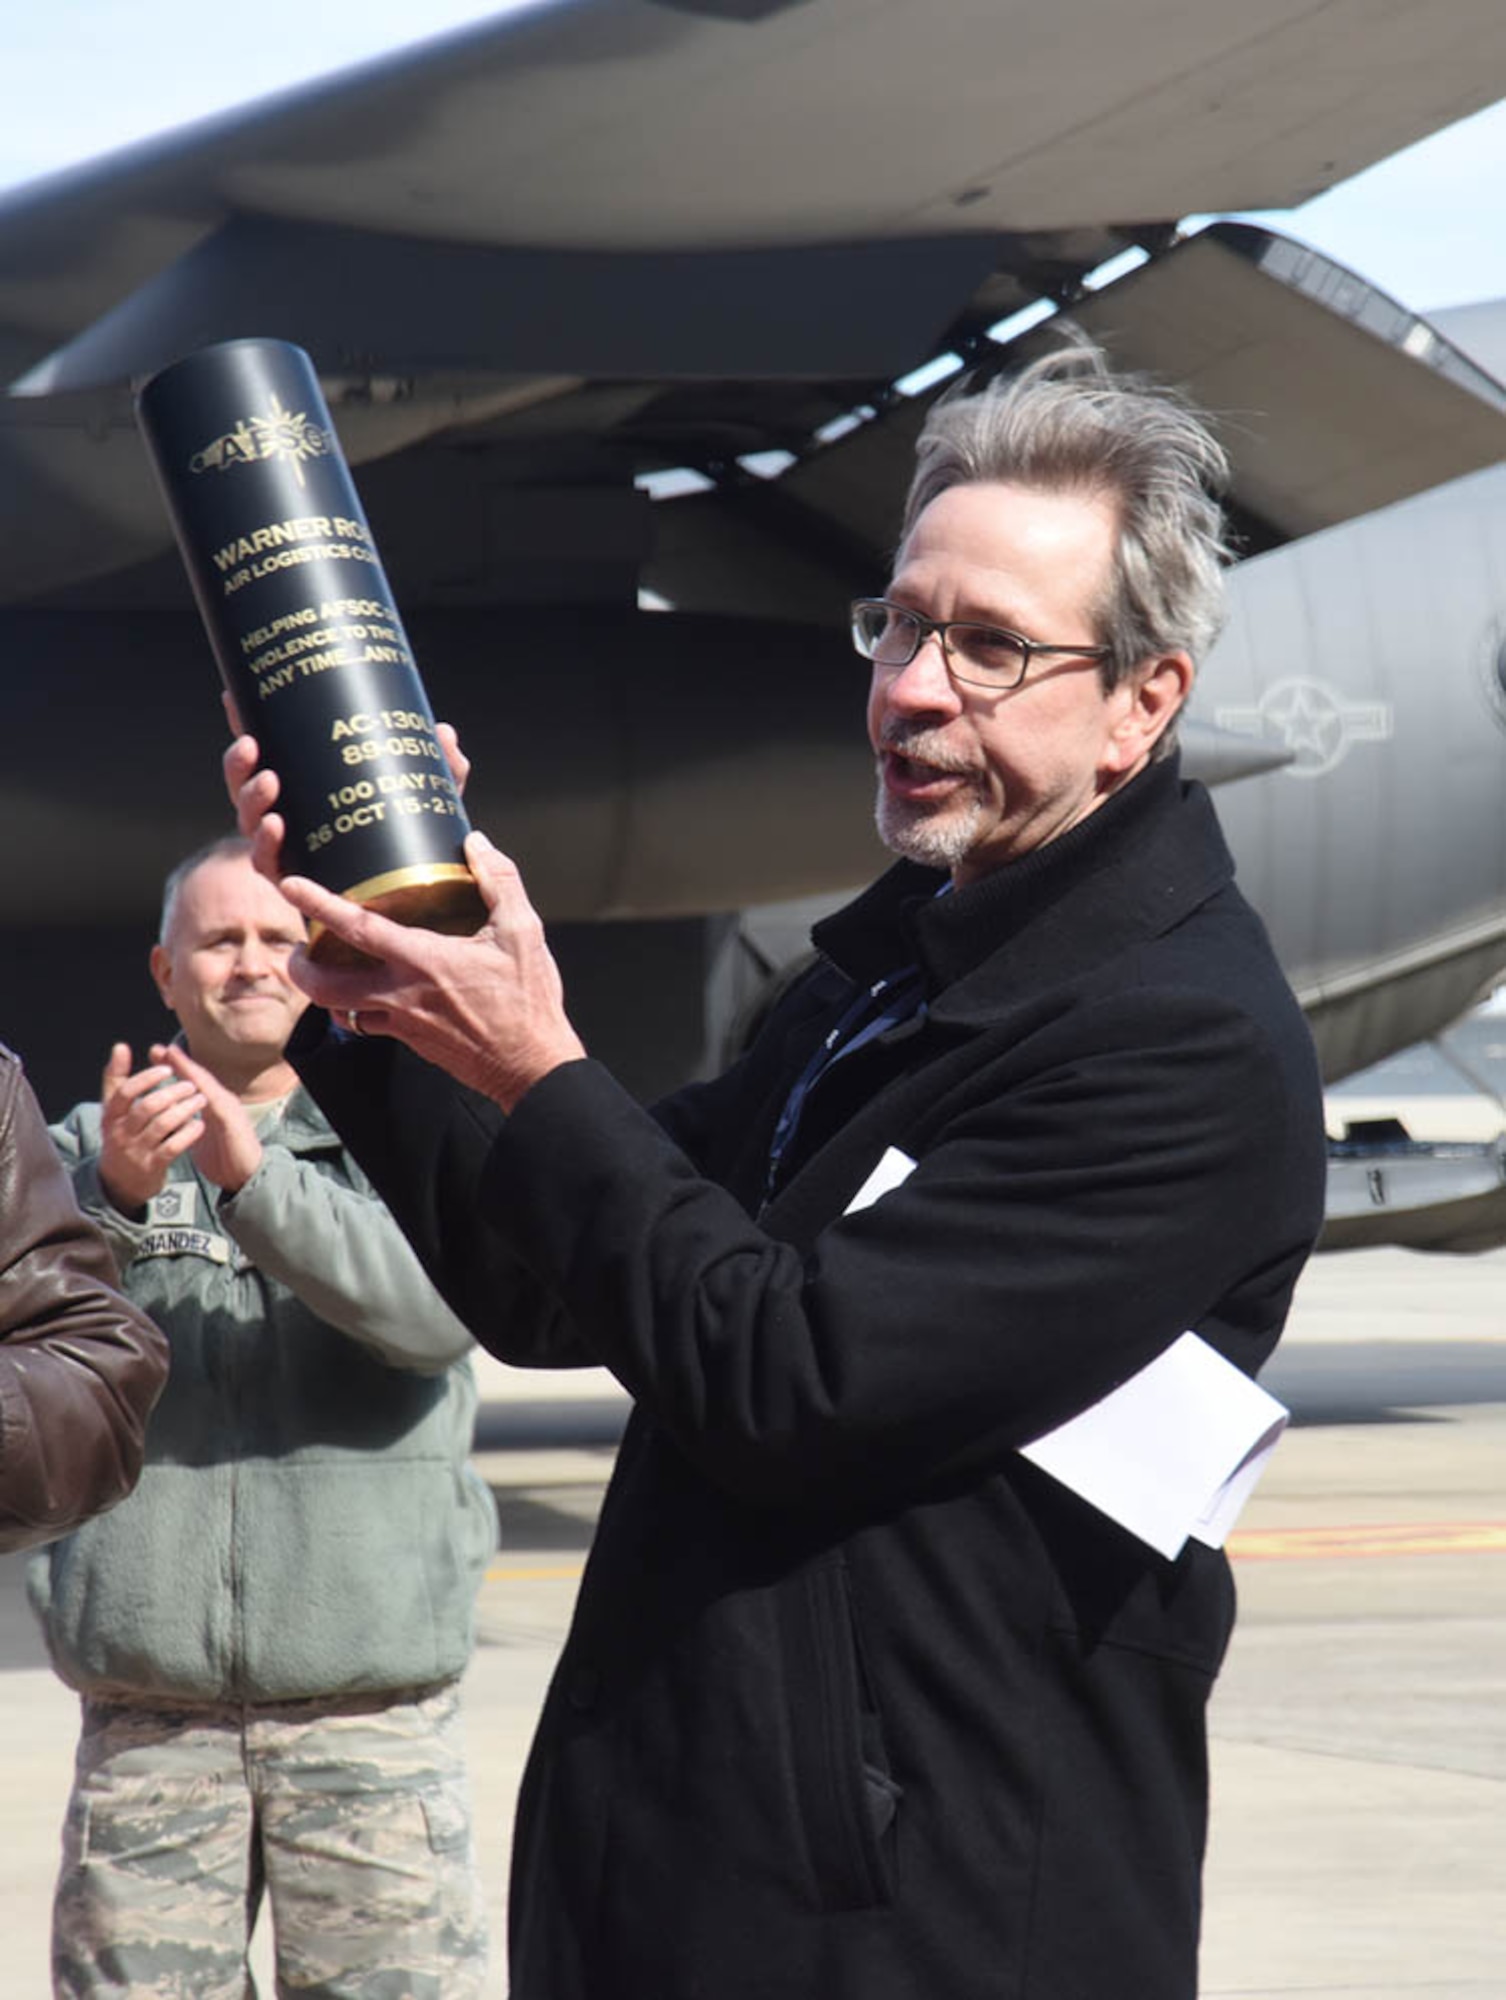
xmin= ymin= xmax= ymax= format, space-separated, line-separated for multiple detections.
xmin=8 ymin=0 xmax=1506 ymax=607
xmin=10 ymin=0 xmax=1506 ymax=372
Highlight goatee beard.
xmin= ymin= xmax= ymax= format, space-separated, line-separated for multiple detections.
xmin=874 ymin=777 xmax=987 ymax=872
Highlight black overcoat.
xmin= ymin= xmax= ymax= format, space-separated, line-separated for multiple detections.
xmin=293 ymin=760 xmax=1328 ymax=1999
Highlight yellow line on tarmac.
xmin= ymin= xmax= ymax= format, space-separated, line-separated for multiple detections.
xmin=1229 ymin=1522 xmax=1506 ymax=1561
xmin=486 ymin=1563 xmax=586 ymax=1582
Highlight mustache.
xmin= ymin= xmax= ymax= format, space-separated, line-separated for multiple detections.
xmin=876 ymin=722 xmax=981 ymax=777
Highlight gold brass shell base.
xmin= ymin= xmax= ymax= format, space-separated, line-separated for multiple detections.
xmin=307 ymin=863 xmax=486 ymax=967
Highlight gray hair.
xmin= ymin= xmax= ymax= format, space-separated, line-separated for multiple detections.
xmin=901 ymin=335 xmax=1234 ymax=692
xmin=158 ymin=834 xmax=253 ymax=944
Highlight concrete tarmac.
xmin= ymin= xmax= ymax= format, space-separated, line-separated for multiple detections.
xmin=1 ymin=1242 xmax=1501 ymax=1997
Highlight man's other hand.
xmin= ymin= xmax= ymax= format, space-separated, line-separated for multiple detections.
xmin=154 ymin=1044 xmax=264 ymax=1196
xmin=98 ymin=1044 xmax=206 ymax=1214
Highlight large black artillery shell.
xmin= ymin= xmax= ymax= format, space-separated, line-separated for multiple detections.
xmin=137 ymin=338 xmax=484 ymax=959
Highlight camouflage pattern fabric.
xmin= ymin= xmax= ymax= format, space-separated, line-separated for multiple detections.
xmin=52 ymin=1684 xmax=488 ymax=1998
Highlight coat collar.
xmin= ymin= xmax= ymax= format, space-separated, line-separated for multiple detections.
xmin=811 ymin=756 xmax=1235 ymax=1023
xmin=252 ymin=1080 xmax=347 ymax=1157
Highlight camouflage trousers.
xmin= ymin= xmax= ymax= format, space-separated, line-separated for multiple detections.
xmin=52 ymin=1683 xmax=489 ymax=1999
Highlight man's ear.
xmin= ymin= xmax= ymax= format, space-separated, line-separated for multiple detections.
xmin=1105 ymin=652 xmax=1194 ymax=771
xmin=149 ymin=943 xmax=174 ymax=1013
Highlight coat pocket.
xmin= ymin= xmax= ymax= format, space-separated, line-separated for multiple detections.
xmin=780 ymin=1550 xmax=901 ymax=1912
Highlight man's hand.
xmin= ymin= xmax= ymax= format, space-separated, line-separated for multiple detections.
xmin=154 ymin=1043 xmax=264 ymax=1196
xmin=97 ymin=1044 xmax=207 ymax=1214
xmin=221 ymin=731 xmax=561 ymax=1111
xmin=273 ymin=831 xmax=586 ymax=1114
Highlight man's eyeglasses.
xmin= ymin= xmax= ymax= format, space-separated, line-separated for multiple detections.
xmin=850 ymin=598 xmax=1111 ymax=692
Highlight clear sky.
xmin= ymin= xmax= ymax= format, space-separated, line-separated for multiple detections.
xmin=3 ymin=4 xmax=1506 ymax=316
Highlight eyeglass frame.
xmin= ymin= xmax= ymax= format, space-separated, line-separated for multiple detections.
xmin=850 ymin=596 xmax=1113 ymax=692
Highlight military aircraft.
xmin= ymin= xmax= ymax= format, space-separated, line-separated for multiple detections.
xmin=4 ymin=0 xmax=1506 ymax=1246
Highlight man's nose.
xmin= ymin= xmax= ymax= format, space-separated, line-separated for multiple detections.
xmin=233 ymin=936 xmax=272 ymax=977
xmin=881 ymin=629 xmax=961 ymax=713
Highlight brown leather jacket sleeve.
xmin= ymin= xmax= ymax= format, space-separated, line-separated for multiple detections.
xmin=0 ymin=1048 xmax=168 ymax=1551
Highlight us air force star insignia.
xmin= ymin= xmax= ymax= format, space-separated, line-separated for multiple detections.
xmin=1214 ymin=678 xmax=1393 ymax=780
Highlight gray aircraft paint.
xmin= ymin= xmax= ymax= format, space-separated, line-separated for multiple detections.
xmin=1203 ymin=459 xmax=1506 ymax=1082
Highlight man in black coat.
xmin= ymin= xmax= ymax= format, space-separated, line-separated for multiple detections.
xmin=228 ymin=342 xmax=1328 ymax=1998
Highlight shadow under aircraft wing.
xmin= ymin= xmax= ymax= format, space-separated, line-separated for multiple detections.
xmin=4 ymin=0 xmax=1506 ymax=1244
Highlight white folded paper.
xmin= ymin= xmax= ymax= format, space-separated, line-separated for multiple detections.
xmin=843 ymin=1148 xmax=1287 ymax=1559
xmin=1019 ymin=1332 xmax=1288 ymax=1559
